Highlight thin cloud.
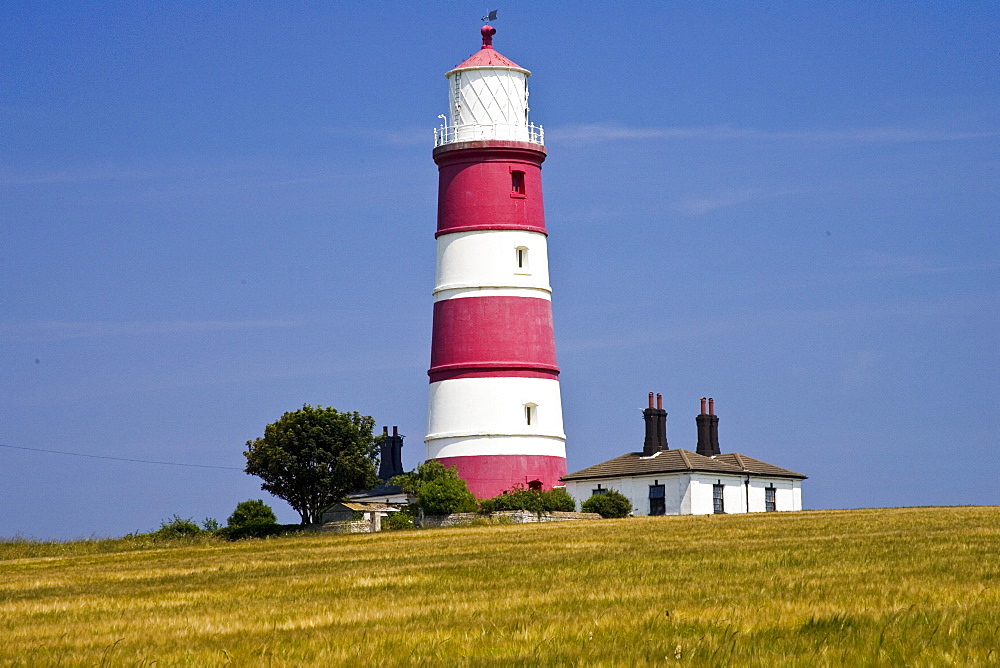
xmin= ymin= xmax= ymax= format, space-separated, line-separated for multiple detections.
xmin=675 ymin=187 xmax=796 ymax=216
xmin=859 ymin=251 xmax=947 ymax=276
xmin=319 ymin=125 xmax=428 ymax=146
xmin=561 ymin=294 xmax=999 ymax=354
xmin=383 ymin=128 xmax=432 ymax=146
xmin=549 ymin=123 xmax=999 ymax=146
xmin=0 ymin=166 xmax=160 ymax=186
xmin=0 ymin=158 xmax=270 ymax=188
xmin=788 ymin=255 xmax=1000 ymax=289
xmin=0 ymin=319 xmax=311 ymax=343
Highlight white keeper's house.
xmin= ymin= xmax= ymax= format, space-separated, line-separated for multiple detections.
xmin=561 ymin=394 xmax=806 ymax=516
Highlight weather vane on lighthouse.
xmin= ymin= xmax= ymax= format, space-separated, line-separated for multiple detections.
xmin=481 ymin=9 xmax=498 ymax=22
xmin=425 ymin=25 xmax=566 ymax=498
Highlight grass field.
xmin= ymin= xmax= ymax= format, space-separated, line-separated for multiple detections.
xmin=1 ymin=506 xmax=998 ymax=666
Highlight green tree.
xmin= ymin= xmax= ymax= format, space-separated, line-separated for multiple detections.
xmin=480 ymin=486 xmax=577 ymax=513
xmin=393 ymin=460 xmax=478 ymax=515
xmin=227 ymin=499 xmax=277 ymax=529
xmin=243 ymin=404 xmax=380 ymax=524
xmin=581 ymin=490 xmax=633 ymax=518
xmin=418 ymin=477 xmax=479 ymax=515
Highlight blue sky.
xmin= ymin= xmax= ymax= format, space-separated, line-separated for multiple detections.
xmin=2 ymin=1 xmax=997 ymax=539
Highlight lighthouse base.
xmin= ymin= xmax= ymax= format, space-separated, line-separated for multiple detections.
xmin=435 ymin=454 xmax=568 ymax=499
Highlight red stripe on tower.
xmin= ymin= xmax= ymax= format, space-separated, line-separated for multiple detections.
xmin=429 ymin=296 xmax=559 ymax=382
xmin=435 ymin=143 xmax=548 ymax=237
xmin=425 ymin=25 xmax=567 ymax=498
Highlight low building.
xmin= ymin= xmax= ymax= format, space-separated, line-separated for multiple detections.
xmin=320 ymin=426 xmax=415 ymax=530
xmin=321 ymin=501 xmax=402 ymax=532
xmin=561 ymin=395 xmax=806 ymax=516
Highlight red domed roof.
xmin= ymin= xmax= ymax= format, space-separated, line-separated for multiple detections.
xmin=448 ymin=25 xmax=529 ymax=75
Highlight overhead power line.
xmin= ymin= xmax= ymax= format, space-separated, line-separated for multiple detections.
xmin=0 ymin=443 xmax=243 ymax=470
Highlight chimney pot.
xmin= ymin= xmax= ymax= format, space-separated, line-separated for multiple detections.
xmin=708 ymin=398 xmax=715 ymax=416
xmin=648 ymin=392 xmax=654 ymax=408
xmin=392 ymin=426 xmax=398 ymax=437
xmin=700 ymin=397 xmax=707 ymax=414
xmin=656 ymin=393 xmax=663 ymax=410
xmin=383 ymin=426 xmax=389 ymax=435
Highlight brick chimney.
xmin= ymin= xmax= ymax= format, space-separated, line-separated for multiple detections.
xmin=378 ymin=426 xmax=405 ymax=480
xmin=642 ymin=392 xmax=669 ymax=456
xmin=695 ymin=398 xmax=721 ymax=456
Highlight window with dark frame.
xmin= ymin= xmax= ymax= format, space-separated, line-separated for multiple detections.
xmin=592 ymin=485 xmax=607 ymax=496
xmin=516 ymin=247 xmax=527 ymax=270
xmin=713 ymin=483 xmax=725 ymax=514
xmin=649 ymin=484 xmax=666 ymax=516
xmin=511 ymin=170 xmax=525 ymax=195
xmin=765 ymin=486 xmax=776 ymax=512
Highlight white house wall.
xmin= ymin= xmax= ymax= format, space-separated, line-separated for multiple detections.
xmin=690 ymin=474 xmax=746 ymax=515
xmin=564 ymin=474 xmax=691 ymax=516
xmin=745 ymin=477 xmax=802 ymax=512
xmin=564 ymin=472 xmax=803 ymax=515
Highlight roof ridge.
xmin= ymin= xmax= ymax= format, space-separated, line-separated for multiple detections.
xmin=726 ymin=451 xmax=808 ymax=479
xmin=678 ymin=449 xmax=693 ymax=468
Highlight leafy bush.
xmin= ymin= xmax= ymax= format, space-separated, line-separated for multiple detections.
xmin=395 ymin=461 xmax=478 ymax=516
xmin=383 ymin=509 xmax=415 ymax=531
xmin=202 ymin=518 xmax=221 ymax=531
xmin=227 ymin=499 xmax=278 ymax=529
xmin=418 ymin=477 xmax=478 ymax=515
xmin=480 ymin=486 xmax=577 ymax=514
xmin=581 ymin=490 xmax=632 ymax=518
xmin=152 ymin=515 xmax=203 ymax=539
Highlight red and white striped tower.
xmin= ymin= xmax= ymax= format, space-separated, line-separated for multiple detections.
xmin=426 ymin=25 xmax=566 ymax=498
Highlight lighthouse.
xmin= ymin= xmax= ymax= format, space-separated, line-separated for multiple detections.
xmin=425 ymin=25 xmax=567 ymax=498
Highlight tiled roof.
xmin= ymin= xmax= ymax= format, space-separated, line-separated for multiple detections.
xmin=714 ymin=453 xmax=806 ymax=478
xmin=335 ymin=502 xmax=400 ymax=512
xmin=450 ymin=47 xmax=526 ymax=73
xmin=561 ymin=449 xmax=806 ymax=481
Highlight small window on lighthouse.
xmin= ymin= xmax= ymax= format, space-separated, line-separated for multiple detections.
xmin=515 ymin=247 xmax=529 ymax=272
xmin=525 ymin=403 xmax=537 ymax=426
xmin=511 ymin=170 xmax=526 ymax=197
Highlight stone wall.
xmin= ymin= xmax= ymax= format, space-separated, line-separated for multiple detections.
xmin=321 ymin=519 xmax=372 ymax=534
xmin=503 ymin=510 xmax=601 ymax=523
xmin=419 ymin=510 xmax=600 ymax=528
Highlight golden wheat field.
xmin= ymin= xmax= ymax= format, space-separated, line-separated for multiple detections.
xmin=1 ymin=506 xmax=998 ymax=666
